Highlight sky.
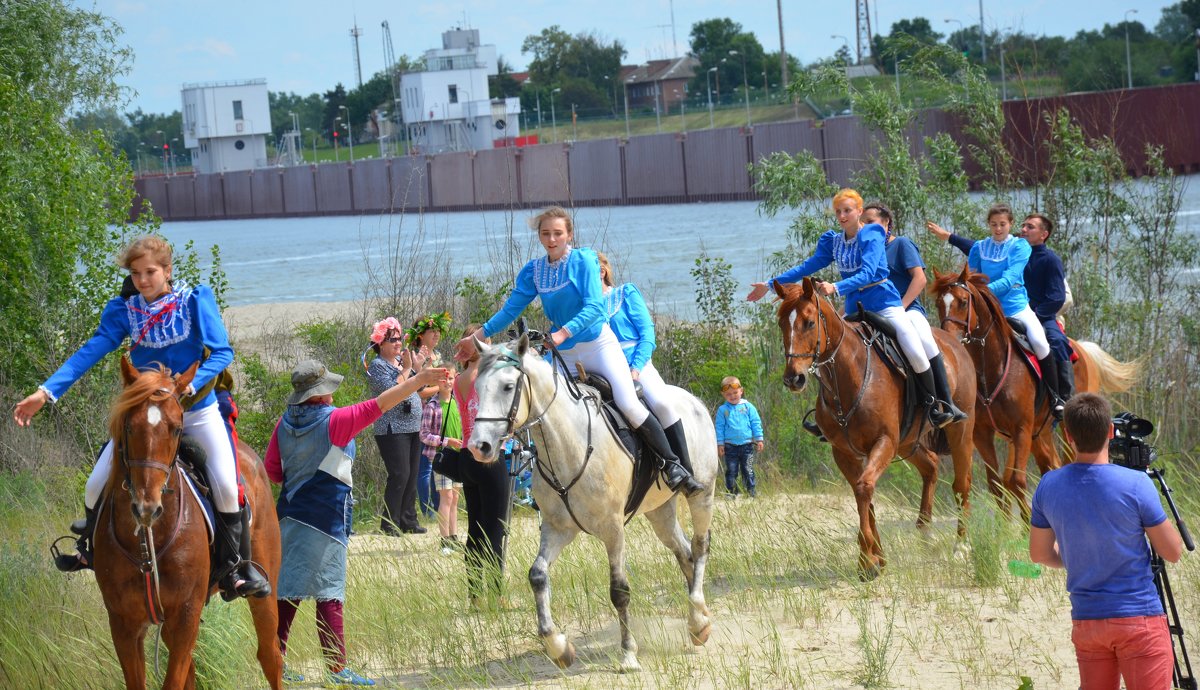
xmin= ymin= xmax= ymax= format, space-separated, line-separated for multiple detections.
xmin=81 ymin=0 xmax=1179 ymax=115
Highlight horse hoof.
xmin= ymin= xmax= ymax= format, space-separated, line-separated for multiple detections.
xmin=618 ymin=653 xmax=641 ymax=673
xmin=552 ymin=641 xmax=576 ymax=669
xmin=690 ymin=622 xmax=713 ymax=646
xmin=859 ymin=564 xmax=883 ymax=582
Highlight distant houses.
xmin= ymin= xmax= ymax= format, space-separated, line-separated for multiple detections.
xmin=181 ymin=79 xmax=271 ymax=174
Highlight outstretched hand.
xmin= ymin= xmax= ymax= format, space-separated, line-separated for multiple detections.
xmin=13 ymin=390 xmax=48 ymax=427
xmin=746 ymin=283 xmax=769 ymax=302
xmin=925 ymin=221 xmax=951 ymax=242
xmin=454 ymin=329 xmax=481 ymax=362
xmin=414 ymin=367 xmax=451 ymax=388
xmin=814 ymin=280 xmax=837 ymax=297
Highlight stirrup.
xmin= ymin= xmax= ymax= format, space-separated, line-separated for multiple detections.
xmin=663 ymin=462 xmax=705 ymax=497
xmin=51 ymin=535 xmax=92 ymax=572
xmin=220 ymin=562 xmax=271 ymax=601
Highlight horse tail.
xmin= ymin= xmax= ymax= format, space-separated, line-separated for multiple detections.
xmin=1076 ymin=341 xmax=1140 ymax=393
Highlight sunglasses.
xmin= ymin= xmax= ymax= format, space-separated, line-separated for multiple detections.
xmin=384 ymin=337 xmax=404 ymax=344
xmin=721 ymin=383 xmax=742 ymax=392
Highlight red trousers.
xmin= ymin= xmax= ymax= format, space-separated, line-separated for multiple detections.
xmin=1072 ymin=615 xmax=1173 ymax=690
xmin=278 ymin=599 xmax=346 ymax=672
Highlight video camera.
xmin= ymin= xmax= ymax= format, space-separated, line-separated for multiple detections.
xmin=1109 ymin=412 xmax=1157 ymax=470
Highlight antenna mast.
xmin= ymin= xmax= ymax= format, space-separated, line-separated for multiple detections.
xmin=855 ymin=0 xmax=874 ymax=65
xmin=350 ymin=21 xmax=364 ymax=88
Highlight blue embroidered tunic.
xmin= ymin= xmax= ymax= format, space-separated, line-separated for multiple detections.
xmin=40 ymin=282 xmax=232 ymax=411
xmin=967 ymin=236 xmax=1032 ymax=316
xmin=275 ymin=403 xmax=355 ymax=600
xmin=885 ymin=236 xmax=926 ymax=315
xmin=604 ymin=283 xmax=655 ymax=371
xmin=482 ymin=246 xmax=607 ymax=350
xmin=769 ymin=224 xmax=902 ymax=315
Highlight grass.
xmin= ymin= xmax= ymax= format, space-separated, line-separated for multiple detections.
xmin=7 ymin=459 xmax=1189 ymax=689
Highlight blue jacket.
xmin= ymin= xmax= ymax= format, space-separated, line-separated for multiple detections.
xmin=968 ymin=236 xmax=1032 ymax=316
xmin=715 ymin=400 xmax=764 ymax=445
xmin=605 ymin=283 xmax=655 ymax=371
xmin=769 ymin=224 xmax=902 ymax=315
xmin=949 ymin=234 xmax=1063 ymax=321
xmin=483 ymin=247 xmax=606 ymax=350
xmin=276 ymin=403 xmax=354 ymax=546
xmin=41 ymin=283 xmax=232 ymax=411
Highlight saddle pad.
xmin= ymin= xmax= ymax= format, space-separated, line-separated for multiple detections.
xmin=180 ymin=469 xmax=216 ymax=544
xmin=576 ymin=379 xmax=659 ymax=519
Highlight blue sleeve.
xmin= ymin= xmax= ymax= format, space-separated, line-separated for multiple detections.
xmin=1136 ymin=473 xmax=1169 ymax=528
xmin=622 ymin=284 xmax=655 ymax=371
xmin=366 ymin=357 xmax=394 ymax=396
xmin=949 ymin=233 xmax=975 ymax=257
xmin=1029 ymin=482 xmax=1051 ymax=529
xmin=834 ymin=224 xmax=887 ymax=296
xmin=483 ymin=261 xmax=538 ymax=338
xmin=748 ymin=401 xmax=763 ymax=440
xmin=1035 ymin=253 xmax=1066 ymax=320
xmin=560 ymin=249 xmax=606 ymax=338
xmin=967 ymin=242 xmax=982 ymax=273
xmin=189 ymin=286 xmax=233 ymax=393
xmin=714 ymin=405 xmax=727 ymax=444
xmin=894 ymin=237 xmax=925 ymax=270
xmin=988 ymin=238 xmax=1031 ymax=298
xmin=769 ymin=231 xmax=836 ymax=288
xmin=41 ymin=297 xmax=130 ymax=401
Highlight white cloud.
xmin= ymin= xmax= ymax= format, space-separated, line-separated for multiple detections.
xmin=177 ymin=38 xmax=237 ymax=59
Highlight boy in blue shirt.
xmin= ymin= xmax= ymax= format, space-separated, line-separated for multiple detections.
xmin=714 ymin=377 xmax=765 ymax=497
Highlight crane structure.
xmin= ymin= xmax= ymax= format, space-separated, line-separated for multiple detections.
xmin=382 ymin=20 xmax=398 ymax=105
xmin=855 ymin=0 xmax=874 ymax=65
xmin=350 ymin=23 xmax=364 ymax=88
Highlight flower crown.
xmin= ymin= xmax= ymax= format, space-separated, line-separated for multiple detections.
xmin=405 ymin=312 xmax=452 ymax=348
xmin=369 ymin=316 xmax=403 ymax=345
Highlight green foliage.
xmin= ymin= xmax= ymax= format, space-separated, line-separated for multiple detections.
xmin=520 ymin=25 xmax=625 ymax=111
xmin=455 ymin=276 xmax=513 ymax=332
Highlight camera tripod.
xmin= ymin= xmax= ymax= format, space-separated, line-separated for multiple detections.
xmin=1148 ymin=466 xmax=1196 ymax=690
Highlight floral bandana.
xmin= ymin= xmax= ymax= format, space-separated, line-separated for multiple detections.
xmin=404 ymin=312 xmax=452 ymax=349
xmin=369 ymin=316 xmax=403 ymax=345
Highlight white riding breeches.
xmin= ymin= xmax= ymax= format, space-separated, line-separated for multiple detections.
xmin=556 ymin=324 xmax=651 ymax=428
xmin=878 ymin=306 xmax=936 ymax=373
xmin=634 ymin=360 xmax=680 ymax=428
xmin=1010 ymin=305 xmax=1051 ymax=359
xmin=85 ymin=401 xmax=241 ymax=513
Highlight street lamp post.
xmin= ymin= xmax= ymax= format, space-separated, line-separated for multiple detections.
xmin=1124 ymin=9 xmax=1138 ymax=89
xmin=571 ymin=103 xmax=577 ymax=142
xmin=673 ymin=89 xmax=686 ymax=132
xmin=997 ymin=28 xmax=1011 ymax=101
xmin=944 ymin=18 xmax=964 ymax=59
xmin=706 ymin=67 xmax=717 ymax=128
xmin=730 ymin=49 xmax=750 ymax=127
xmin=550 ymin=87 xmax=561 ymax=143
xmin=623 ymin=76 xmax=633 ymax=138
xmin=338 ymin=105 xmax=354 ymax=163
xmin=831 ymin=36 xmax=852 ymax=114
xmin=156 ymin=130 xmax=166 ymax=174
xmin=171 ymin=138 xmax=179 ymax=175
xmin=978 ymin=0 xmax=987 ymax=62
xmin=305 ymin=128 xmax=317 ymax=161
xmin=653 ymin=82 xmax=662 ymax=133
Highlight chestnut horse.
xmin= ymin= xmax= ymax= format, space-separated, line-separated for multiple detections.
xmin=93 ymin=356 xmax=283 ymax=689
xmin=930 ymin=266 xmax=1139 ymax=519
xmin=774 ymin=279 xmax=976 ymax=579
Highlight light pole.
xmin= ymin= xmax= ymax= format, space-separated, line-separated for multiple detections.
xmin=622 ymin=76 xmax=634 ymax=138
xmin=706 ymin=67 xmax=717 ymax=128
xmin=550 ymin=87 xmax=560 ymax=143
xmin=673 ymin=89 xmax=685 ymax=132
xmin=729 ymin=49 xmax=750 ymax=127
xmin=978 ymin=0 xmax=987 ymax=62
xmin=997 ymin=28 xmax=1010 ymax=101
xmin=338 ymin=104 xmax=354 ymax=163
xmin=305 ymin=128 xmax=316 ymax=161
xmin=1124 ymin=9 xmax=1138 ymax=89
xmin=654 ymin=82 xmax=662 ymax=133
xmin=156 ymin=129 xmax=166 ymax=173
xmin=831 ymin=36 xmax=852 ymax=114
xmin=944 ymin=18 xmax=964 ymax=59
xmin=571 ymin=103 xmax=577 ymax=141
xmin=603 ymin=74 xmax=616 ymax=117
xmin=171 ymin=138 xmax=179 ymax=175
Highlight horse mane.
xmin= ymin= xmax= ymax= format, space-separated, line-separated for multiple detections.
xmin=933 ymin=267 xmax=1013 ymax=343
xmin=108 ymin=365 xmax=177 ymax=441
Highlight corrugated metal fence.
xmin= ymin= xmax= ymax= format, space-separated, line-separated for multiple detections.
xmin=133 ymin=83 xmax=1200 ymax=221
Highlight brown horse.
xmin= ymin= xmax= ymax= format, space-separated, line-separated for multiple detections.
xmin=930 ymin=266 xmax=1138 ymax=519
xmin=93 ymin=356 xmax=283 ymax=689
xmin=774 ymin=279 xmax=976 ymax=578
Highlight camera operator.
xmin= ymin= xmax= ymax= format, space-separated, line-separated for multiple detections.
xmin=1030 ymin=393 xmax=1183 ymax=689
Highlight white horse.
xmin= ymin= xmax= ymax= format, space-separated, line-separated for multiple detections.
xmin=470 ymin=334 xmax=717 ymax=672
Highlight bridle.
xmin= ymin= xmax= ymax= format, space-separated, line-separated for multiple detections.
xmin=939 ymin=281 xmax=995 ymax=347
xmin=472 ymin=346 xmax=560 ymax=437
xmin=939 ymin=280 xmax=1020 ymax=425
xmin=112 ymin=384 xmax=187 ymax=626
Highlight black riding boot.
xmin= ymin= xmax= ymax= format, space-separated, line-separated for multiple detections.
xmin=216 ymin=509 xmax=272 ymax=601
xmin=801 ymin=409 xmax=828 ymax=442
xmin=929 ymin=355 xmax=968 ymax=426
xmin=663 ymin=420 xmax=707 ymax=495
xmin=639 ymin=416 xmax=704 ymax=497
xmin=54 ymin=506 xmax=97 ymax=572
xmin=1037 ymin=355 xmax=1065 ymax=420
xmin=1058 ymin=358 xmax=1075 ymax=403
xmin=916 ymin=367 xmax=955 ymax=429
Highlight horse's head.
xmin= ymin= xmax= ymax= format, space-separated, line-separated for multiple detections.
xmin=111 ymin=356 xmax=197 ymax=528
xmin=470 ymin=334 xmax=540 ymax=464
xmin=931 ymin=264 xmax=994 ymax=343
xmin=774 ymin=278 xmax=828 ymax=392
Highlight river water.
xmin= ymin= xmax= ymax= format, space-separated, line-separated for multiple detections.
xmin=159 ymin=174 xmax=1200 ymax=316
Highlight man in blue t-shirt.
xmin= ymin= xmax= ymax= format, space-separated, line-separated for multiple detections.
xmin=1030 ymin=393 xmax=1183 ymax=690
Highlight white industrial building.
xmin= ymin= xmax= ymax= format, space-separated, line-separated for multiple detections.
xmin=181 ymin=79 xmax=271 ymax=174
xmin=399 ymin=29 xmax=521 ymax=153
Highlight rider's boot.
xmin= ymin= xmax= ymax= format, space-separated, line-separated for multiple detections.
xmin=1058 ymin=358 xmax=1075 ymax=404
xmin=801 ymin=409 xmax=828 ymax=442
xmin=929 ymin=355 xmax=968 ymax=426
xmin=216 ymin=508 xmax=272 ymax=601
xmin=638 ymin=416 xmax=705 ymax=497
xmin=664 ymin=420 xmax=707 ymax=494
xmin=916 ymin=366 xmax=956 ymax=429
xmin=54 ymin=505 xmax=97 ymax=572
xmin=1037 ymin=355 xmax=1065 ymax=420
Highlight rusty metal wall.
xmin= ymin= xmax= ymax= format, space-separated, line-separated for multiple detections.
xmin=430 ymin=152 xmax=474 ymax=208
xmin=135 ymin=177 xmax=167 ymax=218
xmin=223 ymin=171 xmax=253 ymax=216
xmin=250 ymin=170 xmax=284 ymax=216
xmin=352 ymin=159 xmax=391 ymax=212
xmin=190 ymin=174 xmax=221 ymax=219
xmin=821 ymin=117 xmax=876 ymax=187
xmin=315 ymin=164 xmax=353 ymax=214
xmin=624 ymin=133 xmax=685 ymax=201
xmin=282 ymin=167 xmax=317 ymax=215
xmin=390 ymin=157 xmax=428 ymax=210
xmin=520 ymin=143 xmax=570 ymax=205
xmin=567 ymin=139 xmax=622 ymax=202
xmin=473 ymin=147 xmax=520 ymax=206
xmin=165 ymin=177 xmax=196 ymax=219
xmin=751 ymin=120 xmax=825 ymax=163
xmin=684 ymin=127 xmax=751 ymax=197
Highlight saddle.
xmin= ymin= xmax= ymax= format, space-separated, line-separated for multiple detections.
xmin=571 ymin=368 xmax=662 ymax=520
xmin=845 ymin=308 xmax=923 ymax=440
xmin=1004 ymin=318 xmax=1049 ymax=408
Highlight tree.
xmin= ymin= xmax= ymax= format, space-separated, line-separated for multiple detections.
xmin=521 ymin=26 xmax=625 ymax=111
xmin=322 ymin=83 xmax=348 ymax=138
xmin=873 ymin=17 xmax=944 ymax=73
xmin=490 ymin=56 xmax=523 ymax=99
xmin=0 ymin=0 xmax=156 ymax=398
xmin=688 ymin=18 xmax=766 ymax=103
